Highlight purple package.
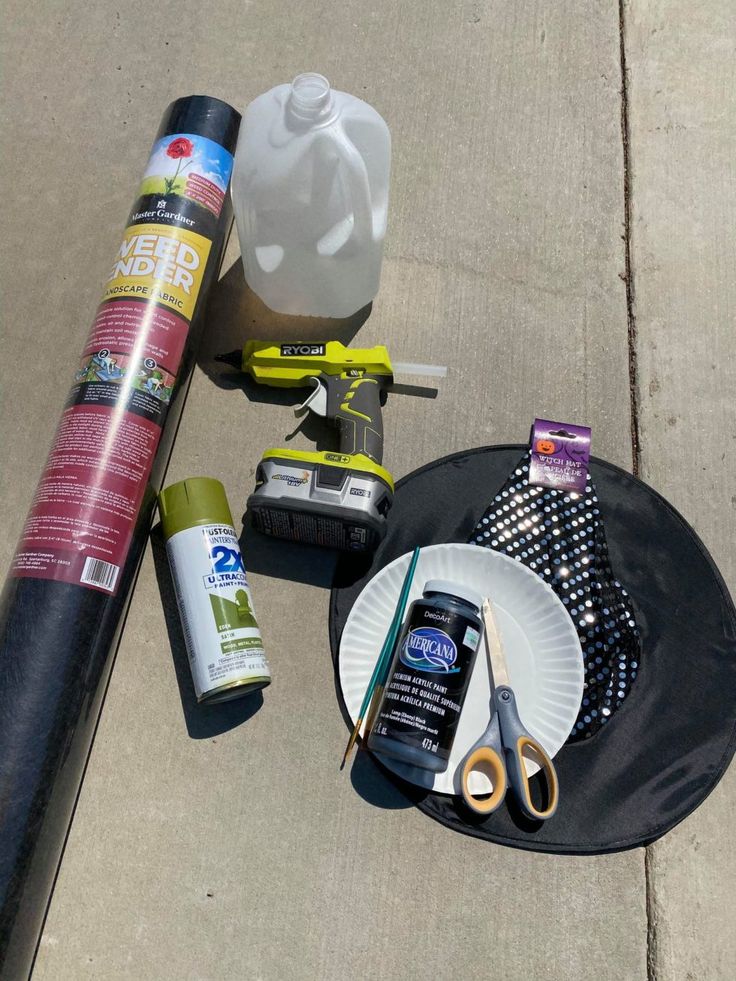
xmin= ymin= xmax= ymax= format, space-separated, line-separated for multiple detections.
xmin=528 ymin=418 xmax=592 ymax=493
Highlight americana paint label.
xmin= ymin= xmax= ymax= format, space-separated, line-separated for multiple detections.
xmin=373 ymin=602 xmax=481 ymax=762
xmin=11 ymin=133 xmax=234 ymax=594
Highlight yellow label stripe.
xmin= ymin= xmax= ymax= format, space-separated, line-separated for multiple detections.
xmin=102 ymin=223 xmax=211 ymax=321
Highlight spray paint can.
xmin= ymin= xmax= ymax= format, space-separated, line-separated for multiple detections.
xmin=368 ymin=579 xmax=483 ymax=772
xmin=159 ymin=478 xmax=270 ymax=703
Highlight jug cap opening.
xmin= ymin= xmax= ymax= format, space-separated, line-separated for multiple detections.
xmin=289 ymin=73 xmax=333 ymax=118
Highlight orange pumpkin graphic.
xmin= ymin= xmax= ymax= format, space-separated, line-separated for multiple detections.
xmin=536 ymin=438 xmax=556 ymax=455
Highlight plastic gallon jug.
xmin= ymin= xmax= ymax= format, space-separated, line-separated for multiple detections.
xmin=232 ymin=73 xmax=391 ymax=318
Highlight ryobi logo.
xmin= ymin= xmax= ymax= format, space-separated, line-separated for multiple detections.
xmin=400 ymin=627 xmax=458 ymax=673
xmin=280 ymin=344 xmax=326 ymax=357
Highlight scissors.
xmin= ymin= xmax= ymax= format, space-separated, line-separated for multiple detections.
xmin=461 ymin=598 xmax=559 ymax=820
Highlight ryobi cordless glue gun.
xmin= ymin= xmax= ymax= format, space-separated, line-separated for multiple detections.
xmin=217 ymin=341 xmax=445 ymax=552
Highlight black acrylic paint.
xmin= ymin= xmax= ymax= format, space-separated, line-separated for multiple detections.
xmin=368 ymin=579 xmax=484 ymax=772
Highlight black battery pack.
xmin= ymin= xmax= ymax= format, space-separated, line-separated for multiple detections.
xmin=249 ymin=497 xmax=387 ymax=551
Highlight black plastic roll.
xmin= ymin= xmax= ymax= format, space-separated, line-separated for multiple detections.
xmin=0 ymin=95 xmax=241 ymax=978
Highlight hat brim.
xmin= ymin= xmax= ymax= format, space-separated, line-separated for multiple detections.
xmin=330 ymin=445 xmax=736 ymax=853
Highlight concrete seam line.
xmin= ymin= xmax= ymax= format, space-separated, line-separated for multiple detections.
xmin=619 ymin=3 xmax=650 ymax=977
xmin=619 ymin=0 xmax=641 ymax=479
xmin=645 ymin=847 xmax=659 ymax=981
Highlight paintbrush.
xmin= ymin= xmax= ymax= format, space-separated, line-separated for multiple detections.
xmin=340 ymin=546 xmax=421 ymax=769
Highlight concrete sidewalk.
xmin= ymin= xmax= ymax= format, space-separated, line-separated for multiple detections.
xmin=1 ymin=1 xmax=733 ymax=978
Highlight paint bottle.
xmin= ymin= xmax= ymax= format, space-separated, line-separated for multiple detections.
xmin=368 ymin=580 xmax=483 ymax=772
xmin=159 ymin=477 xmax=270 ymax=703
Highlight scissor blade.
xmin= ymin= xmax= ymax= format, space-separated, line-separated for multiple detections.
xmin=482 ymin=599 xmax=510 ymax=688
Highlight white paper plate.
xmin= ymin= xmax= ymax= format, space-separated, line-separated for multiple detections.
xmin=339 ymin=543 xmax=584 ymax=796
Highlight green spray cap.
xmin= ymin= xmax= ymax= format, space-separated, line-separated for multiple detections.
xmin=158 ymin=477 xmax=234 ymax=540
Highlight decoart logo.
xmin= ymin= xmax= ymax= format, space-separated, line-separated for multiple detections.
xmin=400 ymin=627 xmax=458 ymax=673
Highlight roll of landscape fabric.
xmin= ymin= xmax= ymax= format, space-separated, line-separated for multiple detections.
xmin=0 ymin=96 xmax=240 ymax=979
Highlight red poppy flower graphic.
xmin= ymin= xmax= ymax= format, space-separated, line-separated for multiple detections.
xmin=163 ymin=137 xmax=195 ymax=195
xmin=166 ymin=137 xmax=194 ymax=159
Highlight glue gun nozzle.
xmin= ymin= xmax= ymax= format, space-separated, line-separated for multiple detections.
xmin=392 ymin=362 xmax=448 ymax=379
xmin=215 ymin=350 xmax=243 ymax=369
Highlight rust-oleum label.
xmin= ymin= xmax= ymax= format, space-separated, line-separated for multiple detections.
xmin=11 ymin=133 xmax=234 ymax=594
xmin=165 ymin=523 xmax=270 ymax=701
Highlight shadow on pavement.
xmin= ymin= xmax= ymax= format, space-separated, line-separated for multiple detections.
xmin=348 ymin=749 xmax=421 ymax=810
xmin=197 ymin=257 xmax=371 ymax=387
xmin=237 ymin=504 xmax=376 ymax=589
xmin=237 ymin=516 xmax=340 ymax=588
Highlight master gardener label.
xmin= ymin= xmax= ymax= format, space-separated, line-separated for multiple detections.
xmin=11 ymin=131 xmax=234 ymax=595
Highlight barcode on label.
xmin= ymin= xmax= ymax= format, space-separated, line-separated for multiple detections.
xmin=80 ymin=556 xmax=120 ymax=592
xmin=463 ymin=625 xmax=480 ymax=651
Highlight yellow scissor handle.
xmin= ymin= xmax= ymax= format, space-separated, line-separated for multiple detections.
xmin=461 ymin=745 xmax=507 ymax=815
xmin=506 ymin=735 xmax=560 ymax=821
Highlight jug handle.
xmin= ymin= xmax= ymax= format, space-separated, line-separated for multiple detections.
xmin=327 ymin=128 xmax=374 ymax=252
